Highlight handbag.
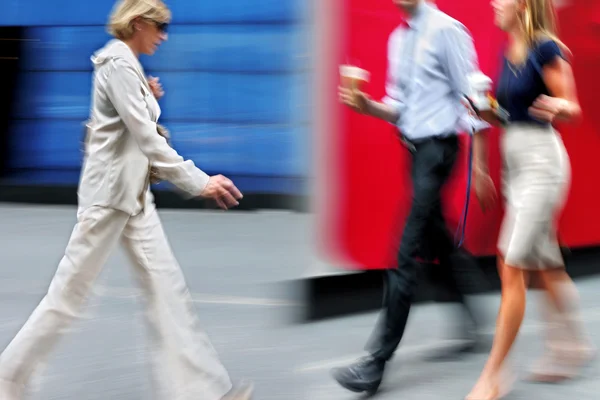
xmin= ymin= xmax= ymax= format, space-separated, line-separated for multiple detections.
xmin=149 ymin=123 xmax=172 ymax=184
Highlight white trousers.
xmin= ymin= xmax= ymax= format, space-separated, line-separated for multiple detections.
xmin=0 ymin=206 xmax=232 ymax=400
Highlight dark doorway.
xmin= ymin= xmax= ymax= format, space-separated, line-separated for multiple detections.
xmin=0 ymin=26 xmax=24 ymax=178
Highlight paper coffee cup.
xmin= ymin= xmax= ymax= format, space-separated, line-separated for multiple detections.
xmin=340 ymin=65 xmax=370 ymax=90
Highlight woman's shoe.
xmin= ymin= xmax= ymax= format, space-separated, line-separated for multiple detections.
xmin=466 ymin=367 xmax=515 ymax=400
xmin=527 ymin=344 xmax=596 ymax=383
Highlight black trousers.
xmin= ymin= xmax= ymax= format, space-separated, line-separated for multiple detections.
xmin=369 ymin=135 xmax=482 ymax=362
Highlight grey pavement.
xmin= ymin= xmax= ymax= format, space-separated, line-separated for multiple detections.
xmin=0 ymin=204 xmax=598 ymax=399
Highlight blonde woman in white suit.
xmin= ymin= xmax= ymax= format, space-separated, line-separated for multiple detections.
xmin=0 ymin=1 xmax=251 ymax=399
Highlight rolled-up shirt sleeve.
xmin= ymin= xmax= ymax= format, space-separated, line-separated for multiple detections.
xmin=458 ymin=112 xmax=491 ymax=135
xmin=106 ymin=59 xmax=210 ymax=196
xmin=381 ymin=83 xmax=404 ymax=125
xmin=441 ymin=22 xmax=491 ymax=135
xmin=381 ymin=30 xmax=405 ymax=125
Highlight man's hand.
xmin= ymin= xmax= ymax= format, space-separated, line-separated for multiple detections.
xmin=200 ymin=175 xmax=243 ymax=210
xmin=338 ymin=86 xmax=371 ymax=115
xmin=472 ymin=167 xmax=497 ymax=212
xmin=148 ymin=76 xmax=165 ymax=100
xmin=462 ymin=98 xmax=502 ymax=127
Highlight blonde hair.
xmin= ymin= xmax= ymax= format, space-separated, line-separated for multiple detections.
xmin=108 ymin=0 xmax=171 ymax=40
xmin=519 ymin=0 xmax=570 ymax=55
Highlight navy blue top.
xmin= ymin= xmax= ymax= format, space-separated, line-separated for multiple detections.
xmin=496 ymin=40 xmax=566 ymax=125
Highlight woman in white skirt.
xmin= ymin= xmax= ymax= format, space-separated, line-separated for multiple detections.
xmin=0 ymin=1 xmax=251 ymax=399
xmin=466 ymin=0 xmax=594 ymax=399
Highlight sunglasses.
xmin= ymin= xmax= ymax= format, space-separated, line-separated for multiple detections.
xmin=143 ymin=18 xmax=168 ymax=33
xmin=154 ymin=21 xmax=168 ymax=33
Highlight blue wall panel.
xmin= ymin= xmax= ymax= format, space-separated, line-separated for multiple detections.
xmin=0 ymin=0 xmax=303 ymax=26
xmin=14 ymin=72 xmax=92 ymax=121
xmin=5 ymin=0 xmax=311 ymax=195
xmin=14 ymin=71 xmax=309 ymax=124
xmin=21 ymin=25 xmax=309 ymax=72
xmin=9 ymin=121 xmax=85 ymax=169
xmin=167 ymin=122 xmax=308 ymax=176
xmin=9 ymin=120 xmax=307 ymax=177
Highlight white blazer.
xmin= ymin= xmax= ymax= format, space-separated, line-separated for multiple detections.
xmin=79 ymin=39 xmax=209 ymax=216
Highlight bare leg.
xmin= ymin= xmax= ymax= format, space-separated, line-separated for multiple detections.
xmin=528 ymin=269 xmax=595 ymax=382
xmin=466 ymin=258 xmax=527 ymax=400
xmin=527 ymin=283 xmax=563 ymax=380
xmin=538 ymin=270 xmax=590 ymax=343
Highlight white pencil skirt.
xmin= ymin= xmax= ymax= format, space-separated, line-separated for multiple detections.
xmin=497 ymin=123 xmax=571 ymax=269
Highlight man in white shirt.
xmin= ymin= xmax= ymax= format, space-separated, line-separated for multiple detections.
xmin=334 ymin=0 xmax=495 ymax=394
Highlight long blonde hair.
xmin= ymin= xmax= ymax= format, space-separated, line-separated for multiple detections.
xmin=518 ymin=0 xmax=570 ymax=55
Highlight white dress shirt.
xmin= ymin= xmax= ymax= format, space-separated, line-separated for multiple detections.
xmin=382 ymin=2 xmax=489 ymax=140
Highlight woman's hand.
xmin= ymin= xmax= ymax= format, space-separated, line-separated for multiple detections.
xmin=148 ymin=76 xmax=165 ymax=100
xmin=478 ymin=109 xmax=503 ymax=126
xmin=200 ymin=174 xmax=244 ymax=210
xmin=472 ymin=167 xmax=497 ymax=212
xmin=338 ymin=86 xmax=371 ymax=115
xmin=528 ymin=95 xmax=571 ymax=123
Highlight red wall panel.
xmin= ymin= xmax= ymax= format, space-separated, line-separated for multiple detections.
xmin=323 ymin=0 xmax=600 ymax=270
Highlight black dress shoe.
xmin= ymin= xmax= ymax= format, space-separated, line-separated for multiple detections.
xmin=330 ymin=356 xmax=385 ymax=395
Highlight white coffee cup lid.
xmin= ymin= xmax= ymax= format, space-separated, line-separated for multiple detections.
xmin=468 ymin=72 xmax=492 ymax=89
xmin=339 ymin=65 xmax=370 ymax=81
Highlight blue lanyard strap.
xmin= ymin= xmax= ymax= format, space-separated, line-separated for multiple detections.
xmin=454 ymin=135 xmax=473 ymax=248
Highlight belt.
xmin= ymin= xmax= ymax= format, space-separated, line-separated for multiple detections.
xmin=400 ymin=133 xmax=456 ymax=153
